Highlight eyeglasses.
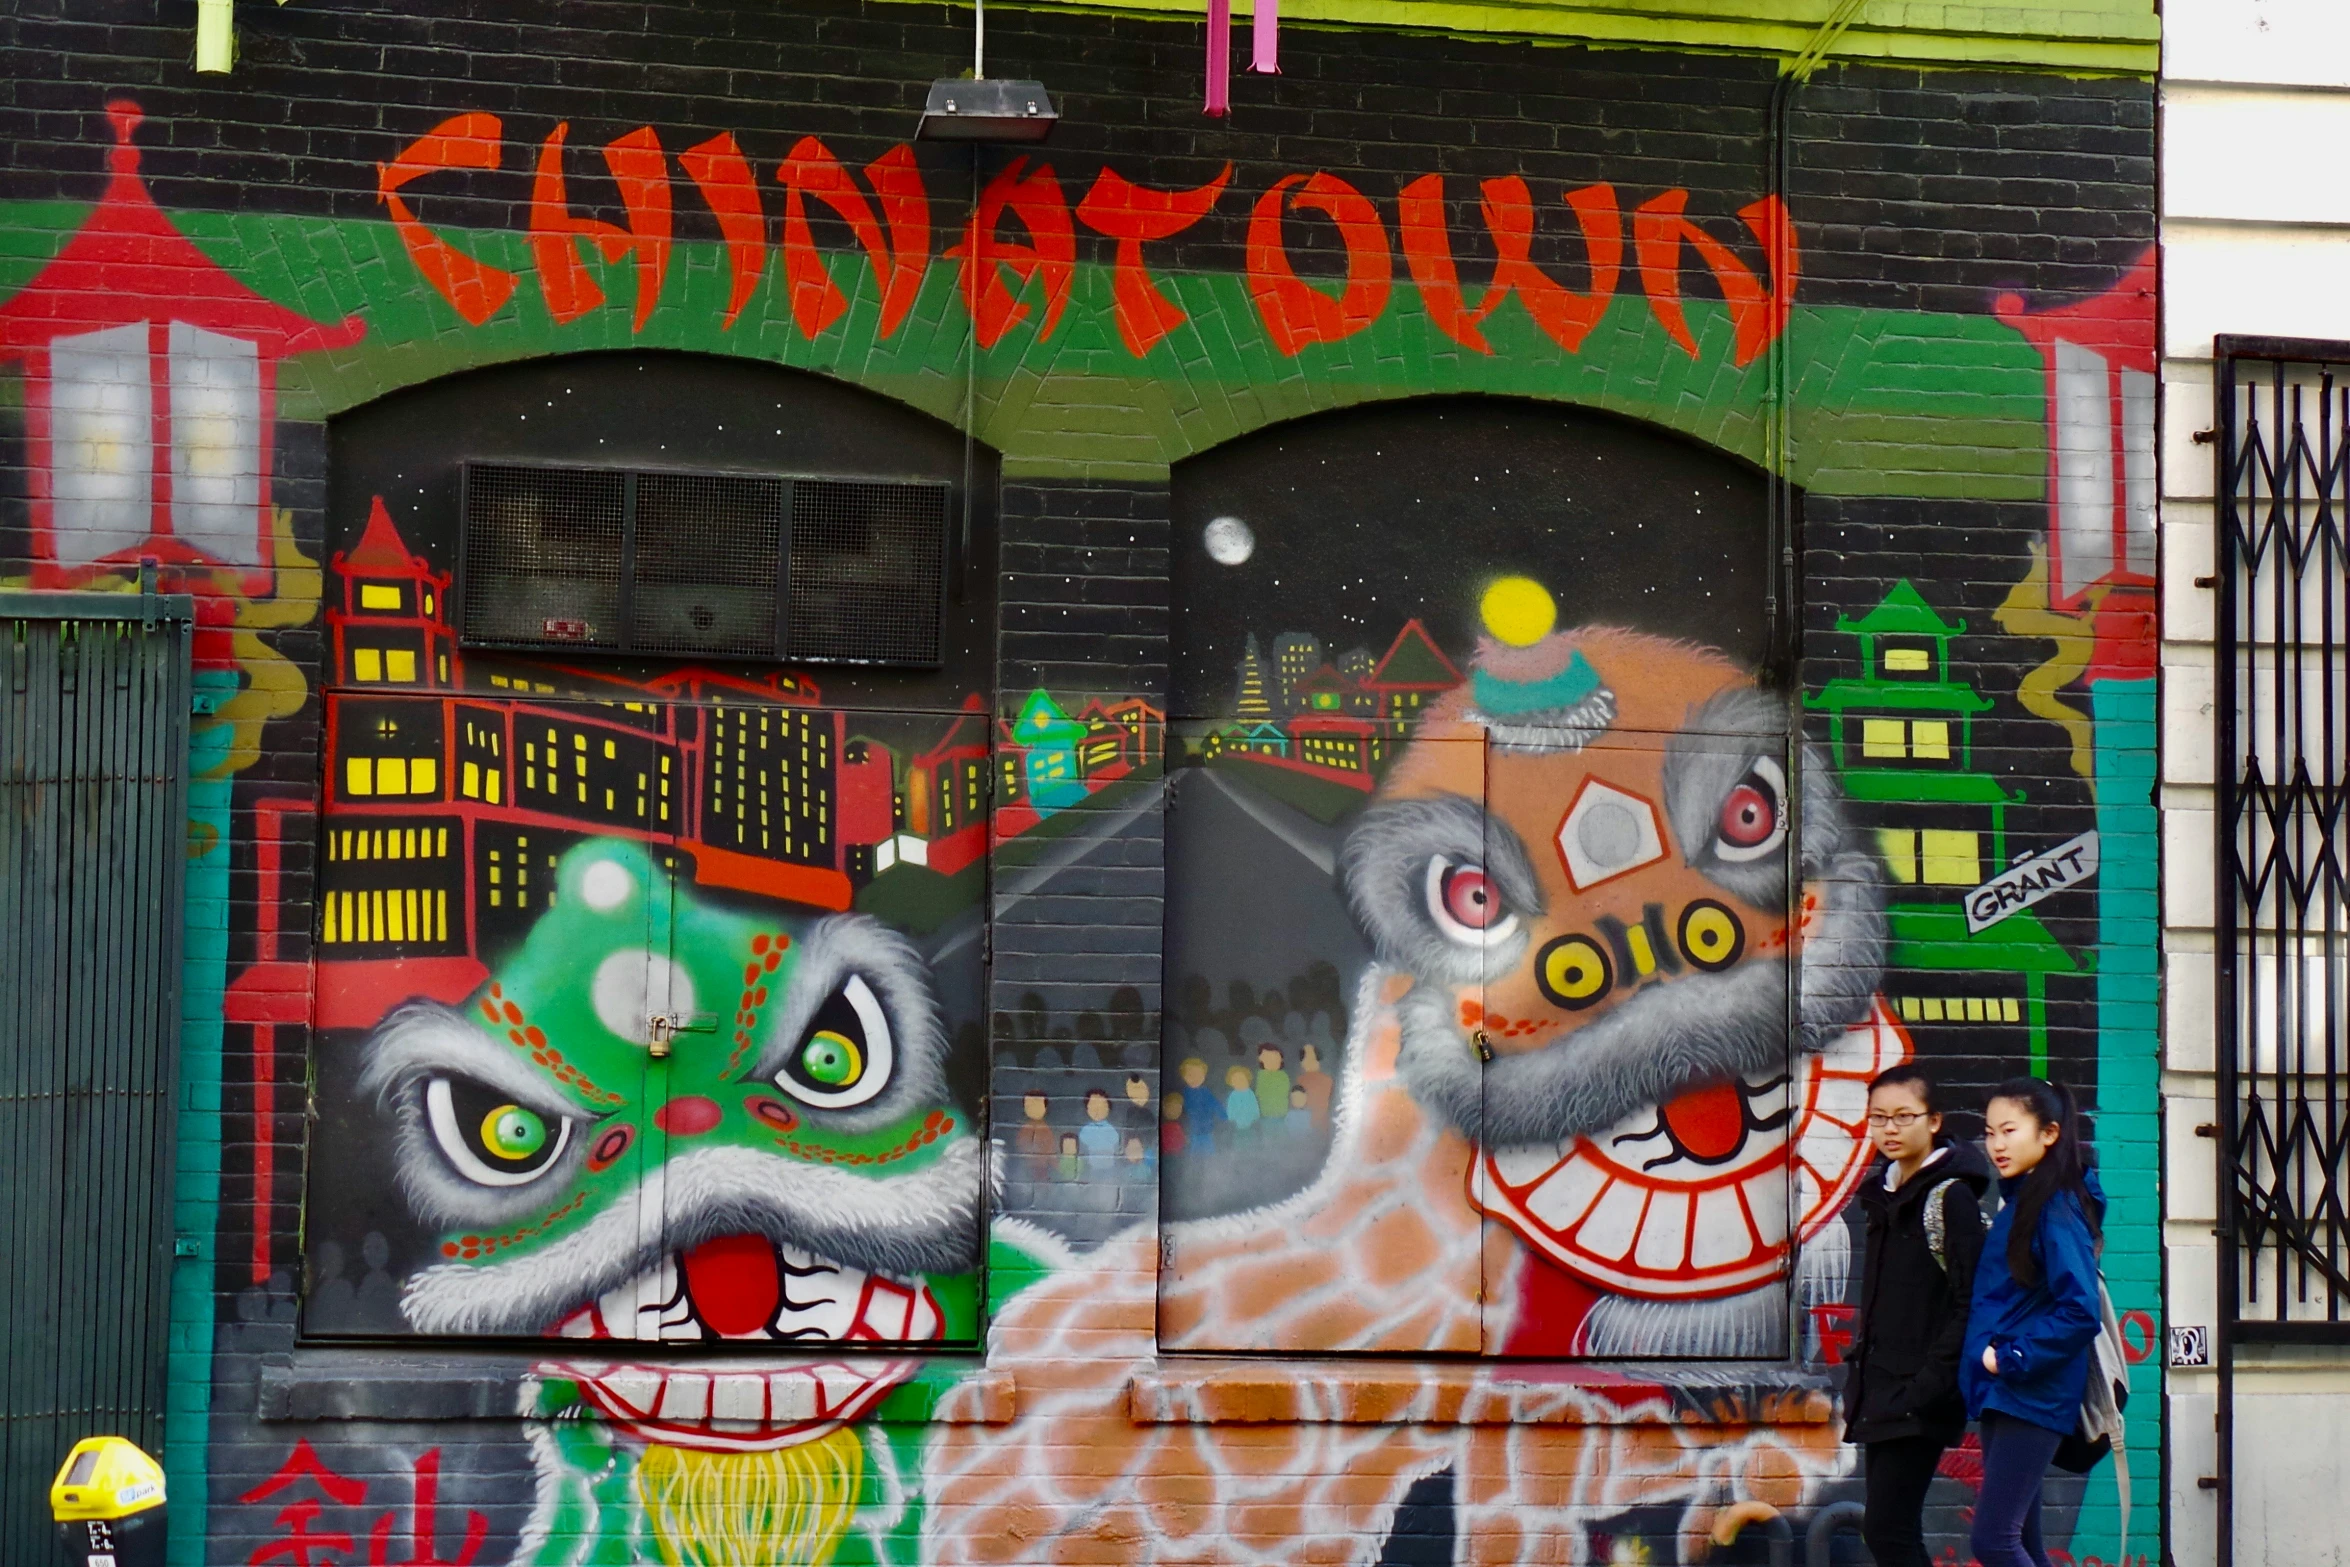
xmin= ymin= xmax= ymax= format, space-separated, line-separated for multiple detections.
xmin=1866 ymin=1111 xmax=1929 ymax=1129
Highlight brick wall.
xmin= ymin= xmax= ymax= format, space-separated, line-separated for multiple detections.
xmin=0 ymin=0 xmax=2158 ymax=1561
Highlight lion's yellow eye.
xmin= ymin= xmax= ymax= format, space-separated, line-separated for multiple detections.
xmin=1536 ymin=935 xmax=1613 ymax=1010
xmin=1678 ymin=900 xmax=1745 ymax=971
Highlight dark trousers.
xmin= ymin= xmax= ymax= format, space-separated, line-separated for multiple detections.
xmin=1969 ymin=1410 xmax=2068 ymax=1567
xmin=1860 ymin=1433 xmax=1947 ymax=1567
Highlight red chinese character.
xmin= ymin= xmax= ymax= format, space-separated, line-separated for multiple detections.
xmin=241 ymin=1441 xmax=366 ymax=1567
xmin=367 ymin=1448 xmax=487 ymax=1567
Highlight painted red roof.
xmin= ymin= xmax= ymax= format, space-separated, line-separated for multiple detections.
xmin=343 ymin=496 xmax=427 ymax=574
xmin=0 ymin=101 xmax=363 ymax=355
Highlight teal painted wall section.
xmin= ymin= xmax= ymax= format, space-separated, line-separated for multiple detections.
xmin=2091 ymin=674 xmax=2160 ymax=1565
xmin=164 ymin=676 xmax=238 ymax=1567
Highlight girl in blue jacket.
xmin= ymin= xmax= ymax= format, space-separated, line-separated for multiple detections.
xmin=1962 ymin=1076 xmax=2105 ymax=1567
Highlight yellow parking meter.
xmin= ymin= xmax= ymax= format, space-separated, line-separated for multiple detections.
xmin=50 ymin=1436 xmax=165 ymax=1566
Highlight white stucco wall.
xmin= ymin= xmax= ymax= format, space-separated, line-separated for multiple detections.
xmin=2162 ymin=5 xmax=2350 ymax=1564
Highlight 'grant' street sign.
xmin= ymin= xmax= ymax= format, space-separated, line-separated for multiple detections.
xmin=1965 ymin=831 xmax=2099 ymax=934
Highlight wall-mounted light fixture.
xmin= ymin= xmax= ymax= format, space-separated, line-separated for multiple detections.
xmin=917 ymin=0 xmax=1057 ymax=142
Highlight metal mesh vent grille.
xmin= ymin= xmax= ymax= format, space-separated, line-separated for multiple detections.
xmin=630 ymin=471 xmax=784 ymax=658
xmin=786 ymin=479 xmax=948 ymax=665
xmin=458 ymin=463 xmax=948 ymax=665
xmin=462 ymin=464 xmax=625 ymax=649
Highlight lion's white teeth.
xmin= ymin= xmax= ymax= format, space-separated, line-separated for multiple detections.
xmin=596 ymin=1255 xmax=681 ymax=1340
xmin=774 ymin=1251 xmax=861 ymax=1339
xmin=656 ymin=1372 xmax=709 ymax=1422
xmin=598 ymin=1367 xmax=663 ymax=1414
xmin=711 ymin=1373 xmax=768 ymax=1423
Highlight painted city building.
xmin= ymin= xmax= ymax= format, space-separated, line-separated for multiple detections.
xmin=0 ymin=0 xmax=2163 ymax=1563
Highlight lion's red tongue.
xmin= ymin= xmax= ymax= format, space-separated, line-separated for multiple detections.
xmin=679 ymin=1234 xmax=781 ymax=1338
xmin=1661 ymin=1080 xmax=1747 ymax=1161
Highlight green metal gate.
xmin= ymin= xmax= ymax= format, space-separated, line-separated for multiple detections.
xmin=0 ymin=588 xmax=193 ymax=1561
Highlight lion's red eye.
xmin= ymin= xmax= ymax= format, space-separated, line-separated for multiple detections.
xmin=1720 ymin=783 xmax=1776 ymax=848
xmin=1441 ymin=866 xmax=1500 ymax=929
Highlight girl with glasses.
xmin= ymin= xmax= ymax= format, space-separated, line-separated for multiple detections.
xmin=1845 ymin=1064 xmax=1991 ymax=1567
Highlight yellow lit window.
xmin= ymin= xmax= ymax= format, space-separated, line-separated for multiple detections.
xmin=1910 ymin=721 xmax=1951 ymax=761
xmin=1877 ymin=829 xmax=1919 ymax=883
xmin=1861 ymin=719 xmax=1907 ymax=759
xmin=379 ymin=757 xmax=409 ymax=795
xmin=486 ymin=769 xmax=501 ymax=805
xmin=1883 ymin=647 xmax=1929 ymax=673
xmin=1920 ymin=829 xmax=1980 ymax=885
xmin=462 ymin=761 xmax=480 ymax=799
xmin=351 ymin=647 xmax=383 ymax=682
xmin=345 ymin=757 xmax=372 ymax=797
xmin=359 ymin=583 xmax=404 ymax=611
xmin=385 ymin=648 xmax=418 ymax=683
xmin=411 ymin=757 xmax=437 ymax=796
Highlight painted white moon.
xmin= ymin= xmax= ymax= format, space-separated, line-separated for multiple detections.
xmin=1203 ymin=515 xmax=1255 ymax=565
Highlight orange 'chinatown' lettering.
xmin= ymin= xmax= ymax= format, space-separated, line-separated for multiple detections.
xmin=1246 ymin=172 xmax=1392 ymax=357
xmin=1485 ymin=177 xmax=1622 ymax=354
xmin=949 ymin=157 xmax=1075 ymax=350
xmin=373 ymin=107 xmax=1797 ymax=372
xmin=1633 ymin=191 xmax=1798 ymax=368
xmin=376 ymin=113 xmax=518 ymax=328
xmin=528 ymin=125 xmax=626 ymax=326
xmin=678 ymin=132 xmax=766 ymax=331
xmin=528 ymin=125 xmax=674 ymax=329
xmin=776 ymin=139 xmax=930 ymax=341
xmin=1075 ymin=165 xmax=1231 ymax=356
xmin=1398 ymin=175 xmax=1622 ymax=356
xmin=600 ymin=128 xmax=673 ymax=332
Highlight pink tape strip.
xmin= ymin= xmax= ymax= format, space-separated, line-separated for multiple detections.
xmin=1205 ymin=0 xmax=1231 ymax=115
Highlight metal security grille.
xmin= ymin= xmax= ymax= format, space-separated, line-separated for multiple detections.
xmin=2215 ymin=337 xmax=2350 ymax=1342
xmin=460 ymin=462 xmax=947 ymax=665
xmin=630 ymin=471 xmax=785 ymax=658
xmin=460 ymin=463 xmax=626 ymax=650
xmin=0 ymin=589 xmax=191 ymax=1563
xmin=787 ymin=479 xmax=949 ymax=665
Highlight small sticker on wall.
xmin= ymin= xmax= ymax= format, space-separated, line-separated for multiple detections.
xmin=2168 ymin=1323 xmax=2211 ymax=1368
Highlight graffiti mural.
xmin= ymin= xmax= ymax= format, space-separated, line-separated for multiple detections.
xmin=0 ymin=0 xmax=2163 ymax=1550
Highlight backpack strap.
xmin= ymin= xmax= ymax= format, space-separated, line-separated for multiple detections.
xmin=1922 ymin=1177 xmax=1963 ymax=1271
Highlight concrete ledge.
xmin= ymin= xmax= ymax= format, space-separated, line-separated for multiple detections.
xmin=1126 ymin=1360 xmax=1836 ymax=1426
xmin=258 ymin=1352 xmax=1016 ymax=1425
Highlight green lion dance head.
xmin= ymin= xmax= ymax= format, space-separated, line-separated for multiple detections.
xmin=359 ymin=837 xmax=980 ymax=1363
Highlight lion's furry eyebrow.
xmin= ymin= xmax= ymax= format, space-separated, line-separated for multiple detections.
xmin=358 ymin=1001 xmax=592 ymax=1120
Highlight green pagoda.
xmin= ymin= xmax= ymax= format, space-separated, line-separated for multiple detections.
xmin=1807 ymin=581 xmax=2081 ymax=1072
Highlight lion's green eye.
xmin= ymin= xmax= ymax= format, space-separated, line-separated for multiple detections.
xmin=480 ymin=1104 xmax=548 ymax=1161
xmin=425 ymin=1076 xmax=570 ymax=1187
xmin=776 ymin=976 xmax=894 ymax=1110
xmin=797 ymin=1030 xmax=863 ymax=1089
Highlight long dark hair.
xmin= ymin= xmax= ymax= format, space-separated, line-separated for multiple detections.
xmin=1988 ymin=1075 xmax=2101 ymax=1286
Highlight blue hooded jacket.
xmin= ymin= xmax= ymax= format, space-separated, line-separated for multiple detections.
xmin=1961 ymin=1165 xmax=2105 ymax=1433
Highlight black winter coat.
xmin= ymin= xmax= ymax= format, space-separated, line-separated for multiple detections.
xmin=1842 ymin=1139 xmax=1991 ymax=1446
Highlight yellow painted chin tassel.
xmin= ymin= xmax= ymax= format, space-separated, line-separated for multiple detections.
xmin=635 ymin=1427 xmax=865 ymax=1567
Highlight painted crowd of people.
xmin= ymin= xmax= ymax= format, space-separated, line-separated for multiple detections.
xmin=1161 ymin=1042 xmax=1334 ymax=1156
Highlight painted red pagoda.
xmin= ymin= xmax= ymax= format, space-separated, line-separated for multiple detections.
xmin=0 ymin=100 xmax=365 ymax=587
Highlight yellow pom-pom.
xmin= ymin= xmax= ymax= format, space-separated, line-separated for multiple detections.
xmin=1480 ymin=576 xmax=1557 ymax=648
